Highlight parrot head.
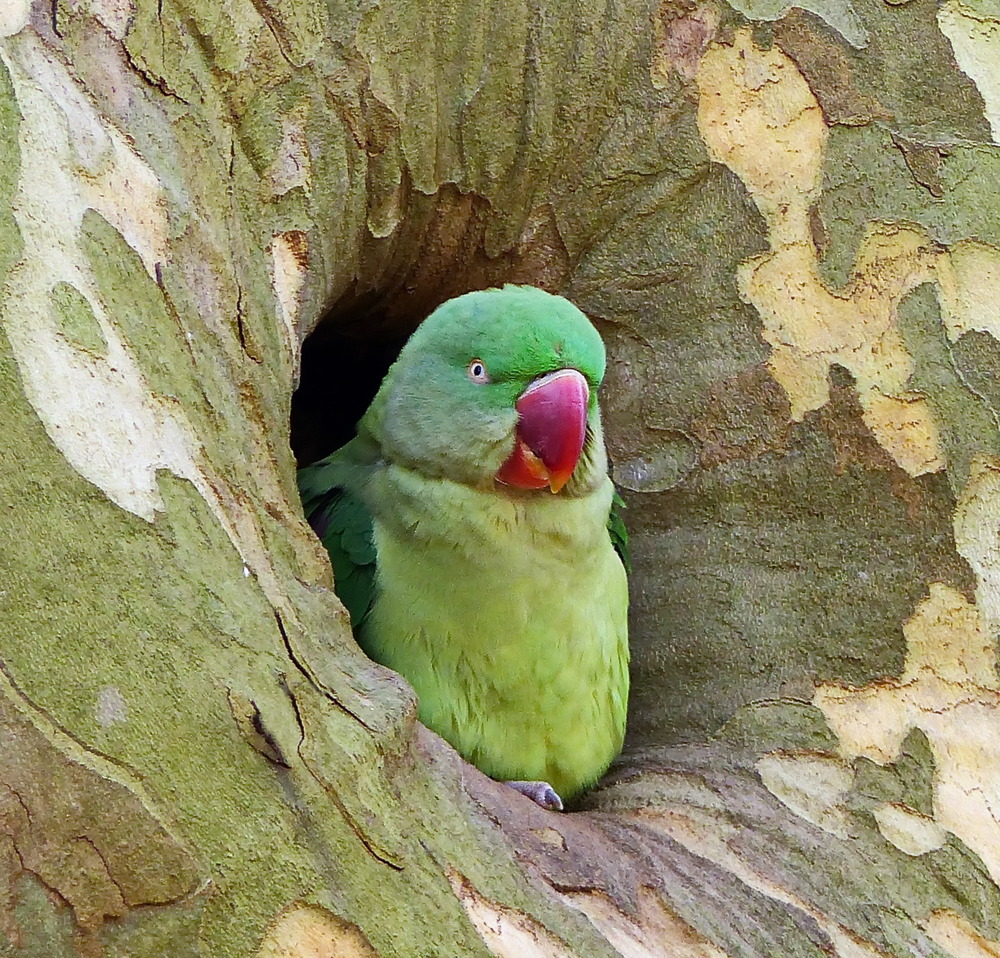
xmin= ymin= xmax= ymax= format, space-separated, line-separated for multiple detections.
xmin=361 ymin=285 xmax=608 ymax=495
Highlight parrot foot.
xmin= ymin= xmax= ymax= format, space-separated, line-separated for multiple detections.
xmin=504 ymin=780 xmax=564 ymax=811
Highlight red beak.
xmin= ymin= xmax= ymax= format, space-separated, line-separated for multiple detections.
xmin=496 ymin=369 xmax=590 ymax=493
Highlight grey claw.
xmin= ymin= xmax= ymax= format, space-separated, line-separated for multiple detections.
xmin=504 ymin=780 xmax=564 ymax=811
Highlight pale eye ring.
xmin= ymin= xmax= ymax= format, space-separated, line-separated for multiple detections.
xmin=467 ymin=359 xmax=490 ymax=384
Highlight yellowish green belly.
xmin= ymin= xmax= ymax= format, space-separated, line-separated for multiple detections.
xmin=359 ymin=466 xmax=629 ymax=800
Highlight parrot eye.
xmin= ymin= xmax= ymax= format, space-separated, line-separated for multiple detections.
xmin=467 ymin=359 xmax=490 ymax=384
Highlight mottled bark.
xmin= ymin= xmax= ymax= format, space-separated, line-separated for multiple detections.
xmin=1 ymin=0 xmax=1000 ymax=955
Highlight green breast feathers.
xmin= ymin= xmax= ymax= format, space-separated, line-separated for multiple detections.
xmin=298 ymin=285 xmax=629 ymax=809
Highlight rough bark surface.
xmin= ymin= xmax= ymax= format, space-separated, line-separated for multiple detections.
xmin=1 ymin=0 xmax=1000 ymax=955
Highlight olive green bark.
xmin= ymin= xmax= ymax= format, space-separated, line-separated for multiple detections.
xmin=2 ymin=0 xmax=1000 ymax=955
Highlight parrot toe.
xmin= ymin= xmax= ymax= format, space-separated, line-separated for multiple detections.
xmin=504 ymin=780 xmax=564 ymax=811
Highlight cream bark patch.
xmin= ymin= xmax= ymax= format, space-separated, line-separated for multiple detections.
xmin=271 ymin=231 xmax=308 ymax=379
xmin=627 ymin=808 xmax=892 ymax=958
xmin=755 ymin=752 xmax=853 ymax=839
xmin=0 ymin=33 xmax=197 ymax=522
xmin=815 ymin=584 xmax=1000 ymax=881
xmin=955 ymin=458 xmax=1000 ymax=632
xmin=938 ymin=241 xmax=1000 ymax=342
xmin=926 ymin=910 xmax=1000 ymax=958
xmin=269 ymin=109 xmax=312 ymax=196
xmin=938 ymin=0 xmax=1000 ymax=144
xmin=80 ymin=0 xmax=135 ymax=41
xmin=872 ymin=803 xmax=946 ymax=856
xmin=695 ymin=32 xmax=944 ymax=477
xmin=0 ymin=33 xmax=300 ymax=623
xmin=0 ymin=1 xmax=29 ymax=38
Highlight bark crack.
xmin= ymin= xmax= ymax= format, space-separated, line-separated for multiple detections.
xmin=70 ymin=835 xmax=129 ymax=914
xmin=0 ymin=783 xmax=32 ymax=829
xmin=273 ymin=610 xmax=377 ymax=733
xmin=118 ymin=8 xmax=192 ymax=106
xmin=279 ymin=671 xmax=404 ymax=872
xmin=245 ymin=0 xmax=297 ymax=68
xmin=234 ymin=279 xmax=262 ymax=364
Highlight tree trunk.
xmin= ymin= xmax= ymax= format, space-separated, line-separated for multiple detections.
xmin=2 ymin=0 xmax=999 ymax=954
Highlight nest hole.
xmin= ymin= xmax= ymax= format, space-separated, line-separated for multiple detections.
xmin=290 ymin=315 xmax=410 ymax=467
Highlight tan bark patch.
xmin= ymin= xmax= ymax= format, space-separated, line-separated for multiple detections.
xmin=257 ymin=904 xmax=377 ymax=958
xmin=448 ymin=873 xmax=577 ymax=958
xmin=926 ymin=910 xmax=1000 ymax=958
xmin=529 ymin=827 xmax=567 ymax=849
xmin=559 ymin=886 xmax=731 ymax=958
xmin=755 ymin=752 xmax=853 ymax=839
xmin=695 ymin=32 xmax=944 ymax=477
xmin=815 ymin=583 xmax=1000 ymax=880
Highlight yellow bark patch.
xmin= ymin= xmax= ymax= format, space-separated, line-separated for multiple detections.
xmin=938 ymin=0 xmax=1000 ymax=143
xmin=926 ymin=910 xmax=1000 ymax=958
xmin=257 ymin=904 xmax=377 ymax=958
xmin=815 ymin=584 xmax=1000 ymax=880
xmin=695 ymin=32 xmax=944 ymax=476
xmin=755 ymin=752 xmax=853 ymax=838
xmin=448 ymin=873 xmax=577 ymax=958
xmin=558 ymin=886 xmax=731 ymax=958
xmin=696 ymin=32 xmax=827 ymax=216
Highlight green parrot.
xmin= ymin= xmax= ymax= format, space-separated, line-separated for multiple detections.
xmin=298 ymin=285 xmax=629 ymax=810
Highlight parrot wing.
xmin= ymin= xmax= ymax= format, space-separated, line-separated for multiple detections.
xmin=608 ymin=488 xmax=630 ymax=574
xmin=299 ymin=445 xmax=377 ymax=628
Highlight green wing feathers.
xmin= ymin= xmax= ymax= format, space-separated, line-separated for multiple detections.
xmin=299 ymin=454 xmax=377 ymax=628
xmin=608 ymin=488 xmax=630 ymax=574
